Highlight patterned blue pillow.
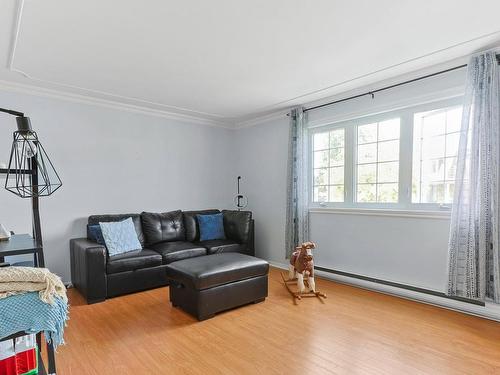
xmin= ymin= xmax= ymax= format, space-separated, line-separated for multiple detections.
xmin=197 ymin=213 xmax=226 ymax=241
xmin=88 ymin=225 xmax=106 ymax=247
xmin=99 ymin=218 xmax=142 ymax=257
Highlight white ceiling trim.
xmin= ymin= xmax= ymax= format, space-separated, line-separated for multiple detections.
xmin=6 ymin=0 xmax=229 ymax=126
xmin=0 ymin=78 xmax=233 ymax=128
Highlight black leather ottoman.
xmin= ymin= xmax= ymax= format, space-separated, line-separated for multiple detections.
xmin=165 ymin=253 xmax=269 ymax=320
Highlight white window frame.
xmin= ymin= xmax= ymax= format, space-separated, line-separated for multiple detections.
xmin=308 ymin=96 xmax=463 ymax=211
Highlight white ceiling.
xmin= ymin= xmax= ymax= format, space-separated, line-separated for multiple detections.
xmin=0 ymin=0 xmax=500 ymax=127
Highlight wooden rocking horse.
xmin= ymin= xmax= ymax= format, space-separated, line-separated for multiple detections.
xmin=281 ymin=241 xmax=327 ymax=304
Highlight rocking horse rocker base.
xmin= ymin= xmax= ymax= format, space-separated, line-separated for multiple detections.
xmin=281 ymin=272 xmax=327 ymax=303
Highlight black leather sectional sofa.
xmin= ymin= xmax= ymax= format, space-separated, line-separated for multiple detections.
xmin=70 ymin=209 xmax=254 ymax=304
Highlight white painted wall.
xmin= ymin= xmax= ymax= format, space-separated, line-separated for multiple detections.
xmin=233 ymin=117 xmax=289 ymax=265
xmin=0 ymin=90 xmax=234 ymax=282
xmin=234 ymin=67 xmax=466 ymax=293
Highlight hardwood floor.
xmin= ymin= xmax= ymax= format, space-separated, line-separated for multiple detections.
xmin=52 ymin=267 xmax=500 ymax=374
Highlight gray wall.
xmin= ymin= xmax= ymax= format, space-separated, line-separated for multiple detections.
xmin=0 ymin=90 xmax=234 ymax=282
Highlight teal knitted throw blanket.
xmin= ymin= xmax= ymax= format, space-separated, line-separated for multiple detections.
xmin=0 ymin=292 xmax=68 ymax=347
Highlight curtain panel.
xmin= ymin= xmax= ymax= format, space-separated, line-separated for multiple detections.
xmin=447 ymin=51 xmax=500 ymax=302
xmin=285 ymin=107 xmax=310 ymax=258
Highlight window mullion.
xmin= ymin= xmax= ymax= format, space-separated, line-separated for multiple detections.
xmin=345 ymin=124 xmax=355 ymax=205
xmin=399 ymin=110 xmax=413 ymax=208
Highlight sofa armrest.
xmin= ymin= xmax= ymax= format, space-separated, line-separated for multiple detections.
xmin=222 ymin=210 xmax=254 ymax=256
xmin=70 ymin=238 xmax=107 ymax=304
xmin=247 ymin=219 xmax=255 ymax=256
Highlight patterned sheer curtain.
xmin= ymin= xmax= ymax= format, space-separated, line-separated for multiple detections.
xmin=285 ymin=107 xmax=310 ymax=258
xmin=447 ymin=51 xmax=500 ymax=302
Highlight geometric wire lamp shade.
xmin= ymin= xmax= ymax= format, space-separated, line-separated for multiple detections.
xmin=5 ymin=128 xmax=62 ymax=198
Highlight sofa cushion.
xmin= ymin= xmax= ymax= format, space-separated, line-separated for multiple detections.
xmin=196 ymin=239 xmax=243 ymax=254
xmin=88 ymin=214 xmax=145 ymax=247
xmin=106 ymin=249 xmax=162 ymax=274
xmin=222 ymin=210 xmax=252 ymax=243
xmin=165 ymin=253 xmax=269 ymax=290
xmin=141 ymin=210 xmax=185 ymax=245
xmin=149 ymin=241 xmax=207 ymax=264
xmin=183 ymin=209 xmax=220 ymax=242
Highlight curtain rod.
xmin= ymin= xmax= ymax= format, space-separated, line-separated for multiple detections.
xmin=286 ymin=54 xmax=500 ymax=116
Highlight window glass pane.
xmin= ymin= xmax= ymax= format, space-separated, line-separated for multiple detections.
xmin=446 ymin=107 xmax=462 ymax=133
xmin=378 ymin=119 xmax=400 ymax=141
xmin=329 ymin=167 xmax=344 ymax=185
xmin=314 ymin=150 xmax=329 ymax=168
xmin=356 ymin=118 xmax=400 ymax=203
xmin=312 ymin=127 xmax=345 ymax=203
xmin=313 ymin=132 xmax=329 ymax=151
xmin=313 ymin=168 xmax=328 ymax=185
xmin=421 ymin=158 xmax=445 ymax=182
xmin=445 ymin=157 xmax=457 ymax=181
xmin=445 ymin=182 xmax=455 ymax=203
xmin=421 ymin=182 xmax=445 ymax=203
xmin=358 ymin=143 xmax=377 ymax=163
xmin=446 ymin=133 xmax=460 ymax=157
xmin=412 ymin=105 xmax=463 ymax=204
xmin=412 ymin=180 xmax=420 ymax=203
xmin=358 ymin=163 xmax=376 ymax=184
xmin=330 ymin=129 xmax=344 ymax=149
xmin=358 ymin=123 xmax=377 ymax=144
xmin=422 ymin=112 xmax=446 ymax=137
xmin=378 ymin=140 xmax=399 ymax=162
xmin=377 ymin=183 xmax=398 ymax=203
xmin=378 ymin=162 xmax=399 ymax=183
xmin=329 ymin=185 xmax=344 ymax=202
xmin=421 ymin=135 xmax=445 ymax=160
xmin=313 ymin=186 xmax=328 ymax=202
xmin=357 ymin=184 xmax=376 ymax=202
xmin=330 ymin=148 xmax=344 ymax=167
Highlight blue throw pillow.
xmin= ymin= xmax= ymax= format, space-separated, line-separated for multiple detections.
xmin=99 ymin=217 xmax=142 ymax=257
xmin=88 ymin=225 xmax=106 ymax=247
xmin=197 ymin=213 xmax=226 ymax=241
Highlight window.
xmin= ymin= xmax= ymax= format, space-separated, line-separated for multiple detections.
xmin=412 ymin=106 xmax=462 ymax=204
xmin=309 ymin=98 xmax=463 ymax=210
xmin=356 ymin=119 xmax=400 ymax=203
xmin=312 ymin=128 xmax=345 ymax=203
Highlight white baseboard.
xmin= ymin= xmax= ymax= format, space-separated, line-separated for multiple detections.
xmin=268 ymin=261 xmax=500 ymax=322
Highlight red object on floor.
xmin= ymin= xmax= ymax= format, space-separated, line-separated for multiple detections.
xmin=15 ymin=348 xmax=37 ymax=375
xmin=14 ymin=334 xmax=37 ymax=375
xmin=0 ymin=339 xmax=17 ymax=375
xmin=0 ymin=356 xmax=18 ymax=375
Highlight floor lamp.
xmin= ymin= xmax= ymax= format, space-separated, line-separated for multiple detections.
xmin=0 ymin=106 xmax=62 ymax=262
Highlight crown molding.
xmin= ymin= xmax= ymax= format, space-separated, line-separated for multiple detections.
xmin=0 ymin=78 xmax=235 ymax=128
xmin=233 ymin=109 xmax=290 ymax=129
